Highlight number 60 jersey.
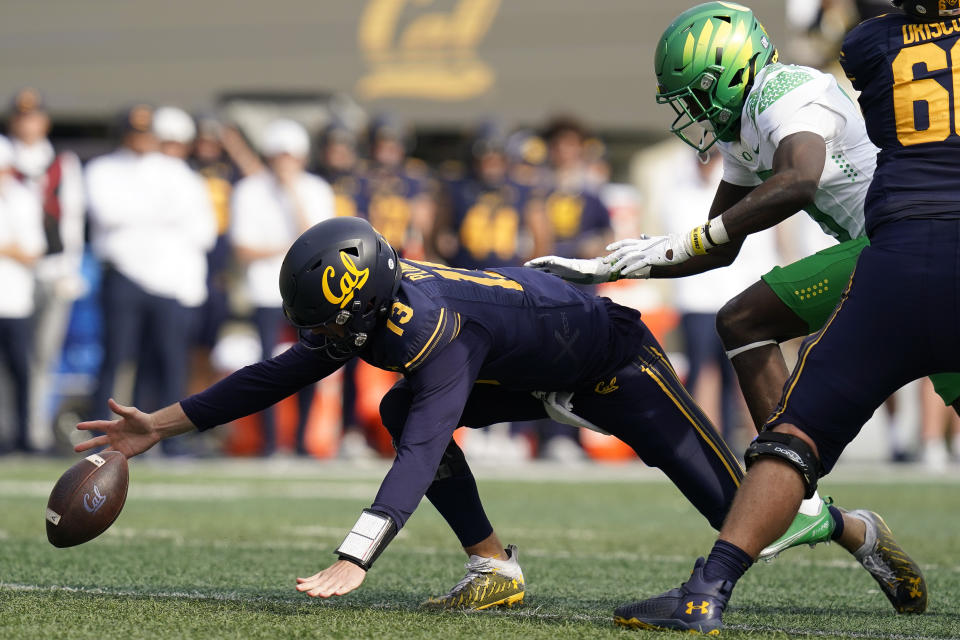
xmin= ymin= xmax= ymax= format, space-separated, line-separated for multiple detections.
xmin=841 ymin=13 xmax=960 ymax=233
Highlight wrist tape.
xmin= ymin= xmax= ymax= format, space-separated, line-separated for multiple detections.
xmin=690 ymin=217 xmax=730 ymax=255
xmin=336 ymin=509 xmax=397 ymax=570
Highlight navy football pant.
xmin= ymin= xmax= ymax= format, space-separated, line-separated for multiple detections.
xmin=380 ymin=329 xmax=744 ymax=546
xmin=767 ymin=219 xmax=960 ymax=472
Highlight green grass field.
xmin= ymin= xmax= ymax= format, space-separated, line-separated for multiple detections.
xmin=1 ymin=457 xmax=959 ymax=639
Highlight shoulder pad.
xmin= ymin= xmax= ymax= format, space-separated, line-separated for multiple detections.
xmin=374 ymin=283 xmax=461 ymax=374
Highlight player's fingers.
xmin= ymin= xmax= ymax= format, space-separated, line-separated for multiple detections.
xmin=607 ymin=250 xmax=638 ymax=270
xmin=107 ymin=398 xmax=139 ymax=418
xmin=606 ymin=238 xmax=645 ymax=252
xmin=307 ymin=583 xmax=335 ymax=598
xmin=605 ymin=245 xmax=643 ymax=263
xmin=76 ymin=419 xmax=113 ymax=432
xmin=524 ymin=256 xmax=559 ymax=268
xmin=74 ymin=435 xmax=110 ymax=452
xmin=621 ymin=260 xmax=650 ymax=276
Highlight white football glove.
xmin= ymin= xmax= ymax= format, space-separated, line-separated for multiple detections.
xmin=604 ymin=233 xmax=695 ymax=275
xmin=524 ymin=256 xmax=617 ymax=285
xmin=530 ymin=391 xmax=611 ymax=436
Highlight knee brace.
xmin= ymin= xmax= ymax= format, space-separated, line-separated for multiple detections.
xmin=744 ymin=431 xmax=823 ymax=499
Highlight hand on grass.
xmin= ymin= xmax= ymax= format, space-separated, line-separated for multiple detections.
xmin=296 ymin=560 xmax=366 ymax=598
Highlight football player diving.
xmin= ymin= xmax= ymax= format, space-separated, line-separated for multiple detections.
xmin=527 ymin=1 xmax=930 ymax=625
xmin=75 ymin=215 xmax=753 ymax=610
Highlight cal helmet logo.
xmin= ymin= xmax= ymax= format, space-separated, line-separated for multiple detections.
xmin=941 ymin=0 xmax=960 ymax=16
xmin=83 ymin=485 xmax=107 ymax=513
xmin=322 ymin=251 xmax=370 ymax=308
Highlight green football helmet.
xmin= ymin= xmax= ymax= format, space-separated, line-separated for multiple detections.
xmin=655 ymin=2 xmax=778 ymax=152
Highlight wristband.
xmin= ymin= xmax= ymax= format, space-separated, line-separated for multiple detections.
xmin=335 ymin=509 xmax=397 ymax=570
xmin=689 ymin=225 xmax=710 ymax=255
xmin=689 ymin=217 xmax=731 ymax=256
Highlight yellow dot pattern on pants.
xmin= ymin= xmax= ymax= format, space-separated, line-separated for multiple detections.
xmin=794 ymin=279 xmax=829 ymax=301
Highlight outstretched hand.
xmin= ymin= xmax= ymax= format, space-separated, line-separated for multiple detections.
xmin=524 ymin=256 xmax=617 ymax=284
xmin=604 ymin=234 xmax=688 ymax=275
xmin=296 ymin=560 xmax=367 ymax=598
xmin=74 ymin=398 xmax=161 ymax=459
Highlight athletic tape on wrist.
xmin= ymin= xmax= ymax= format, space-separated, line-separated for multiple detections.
xmin=707 ymin=216 xmax=730 ymax=245
xmin=336 ymin=509 xmax=397 ymax=570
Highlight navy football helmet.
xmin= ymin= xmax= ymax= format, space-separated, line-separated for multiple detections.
xmin=280 ymin=217 xmax=401 ymax=360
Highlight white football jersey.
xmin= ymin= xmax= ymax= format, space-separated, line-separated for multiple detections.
xmin=716 ymin=63 xmax=877 ymax=242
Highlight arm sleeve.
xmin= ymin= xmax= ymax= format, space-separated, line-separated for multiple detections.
xmin=369 ymin=323 xmax=491 ymax=528
xmin=180 ymin=343 xmax=342 ymax=430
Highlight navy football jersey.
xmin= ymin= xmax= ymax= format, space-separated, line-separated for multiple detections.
xmin=543 ymin=187 xmax=612 ymax=258
xmin=443 ymin=177 xmax=539 ymax=269
xmin=361 ymin=260 xmax=640 ymax=388
xmin=319 ymin=167 xmax=365 ymax=219
xmin=841 ymin=13 xmax=960 ymax=232
xmin=356 ymin=167 xmax=428 ymax=253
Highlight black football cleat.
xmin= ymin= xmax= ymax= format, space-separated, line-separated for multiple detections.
xmin=614 ymin=557 xmax=731 ymax=635
xmin=847 ymin=509 xmax=927 ymax=614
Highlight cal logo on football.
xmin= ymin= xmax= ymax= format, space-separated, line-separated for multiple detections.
xmin=46 ymin=451 xmax=129 ymax=548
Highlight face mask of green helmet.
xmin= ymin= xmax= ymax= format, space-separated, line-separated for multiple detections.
xmin=655 ymin=1 xmax=779 ymax=153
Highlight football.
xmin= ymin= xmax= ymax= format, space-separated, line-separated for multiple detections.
xmin=46 ymin=451 xmax=129 ymax=548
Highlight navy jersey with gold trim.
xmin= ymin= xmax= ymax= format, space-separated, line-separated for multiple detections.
xmin=361 ymin=260 xmax=639 ymax=388
xmin=319 ymin=167 xmax=365 ymax=219
xmin=443 ymin=177 xmax=539 ymax=269
xmin=544 ymin=187 xmax=611 ymax=258
xmin=841 ymin=13 xmax=960 ymax=232
xmin=356 ymin=167 xmax=428 ymax=253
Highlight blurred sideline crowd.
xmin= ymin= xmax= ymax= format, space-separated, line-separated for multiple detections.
xmin=1 ymin=63 xmax=958 ymax=468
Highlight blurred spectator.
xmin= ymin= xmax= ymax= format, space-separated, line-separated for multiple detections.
xmin=314 ymin=120 xmax=378 ymax=459
xmin=919 ymin=377 xmax=960 ymax=470
xmin=505 ymin=129 xmax=549 ymax=189
xmin=358 ymin=113 xmax=436 ymax=259
xmin=0 ymin=134 xmax=46 ymax=453
xmin=436 ymin=120 xmax=549 ymax=269
xmin=230 ymin=118 xmax=334 ymax=456
xmin=516 ymin=115 xmax=615 ymax=462
xmin=316 ymin=120 xmax=364 ymax=218
xmin=659 ymin=151 xmax=780 ymax=445
xmin=786 ymin=0 xmax=859 ymax=69
xmin=85 ymin=105 xmax=214 ymax=455
xmin=6 ymin=88 xmax=85 ymax=450
xmin=188 ymin=116 xmax=252 ymax=392
xmin=147 ymin=106 xmax=218 ymax=407
xmin=542 ymin=115 xmax=613 ymax=260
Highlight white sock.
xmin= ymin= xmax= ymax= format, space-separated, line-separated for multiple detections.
xmin=798 ymin=490 xmax=823 ymax=516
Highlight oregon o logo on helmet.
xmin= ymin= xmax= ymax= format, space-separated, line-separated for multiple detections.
xmin=322 ymin=252 xmax=370 ymax=309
